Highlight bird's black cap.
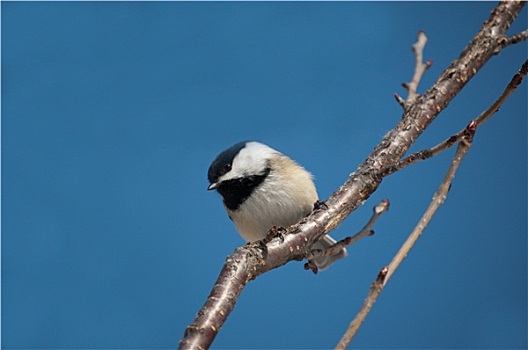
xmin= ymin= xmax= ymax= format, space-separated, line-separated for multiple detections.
xmin=207 ymin=141 xmax=250 ymax=186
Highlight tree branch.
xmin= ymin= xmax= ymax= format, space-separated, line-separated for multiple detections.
xmin=337 ymin=56 xmax=528 ymax=347
xmin=336 ymin=121 xmax=478 ymax=350
xmin=179 ymin=2 xmax=525 ymax=348
xmin=381 ymin=59 xmax=528 ymax=177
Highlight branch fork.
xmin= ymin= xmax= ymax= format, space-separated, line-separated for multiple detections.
xmin=337 ymin=57 xmax=528 ymax=348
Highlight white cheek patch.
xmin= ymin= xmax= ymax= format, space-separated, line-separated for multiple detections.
xmin=223 ymin=142 xmax=277 ymax=181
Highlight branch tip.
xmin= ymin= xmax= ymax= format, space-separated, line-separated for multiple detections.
xmin=412 ymin=30 xmax=427 ymax=52
xmin=373 ymin=199 xmax=390 ymax=214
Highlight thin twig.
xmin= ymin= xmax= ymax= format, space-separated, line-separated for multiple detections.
xmin=305 ymin=200 xmax=390 ymax=273
xmin=381 ymin=59 xmax=528 ymax=177
xmin=500 ymin=29 xmax=528 ymax=49
xmin=384 ymin=121 xmax=476 ymax=282
xmin=344 ymin=199 xmax=390 ymax=247
xmin=336 ymin=121 xmax=477 ymax=350
xmin=404 ymin=31 xmax=432 ymax=106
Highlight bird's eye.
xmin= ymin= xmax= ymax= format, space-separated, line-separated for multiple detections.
xmin=220 ymin=163 xmax=231 ymax=176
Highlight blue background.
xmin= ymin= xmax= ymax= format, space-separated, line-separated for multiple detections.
xmin=2 ymin=2 xmax=526 ymax=349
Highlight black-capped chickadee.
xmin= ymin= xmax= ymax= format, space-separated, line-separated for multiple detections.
xmin=207 ymin=141 xmax=347 ymax=270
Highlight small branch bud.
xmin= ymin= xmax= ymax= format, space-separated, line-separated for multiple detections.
xmin=425 ymin=59 xmax=433 ymax=68
xmin=374 ymin=199 xmax=390 ymax=214
xmin=376 ymin=266 xmax=389 ymax=283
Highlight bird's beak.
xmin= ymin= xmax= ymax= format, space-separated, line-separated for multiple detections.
xmin=207 ymin=182 xmax=218 ymax=191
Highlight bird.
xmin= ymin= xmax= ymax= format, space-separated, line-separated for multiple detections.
xmin=207 ymin=140 xmax=347 ymax=270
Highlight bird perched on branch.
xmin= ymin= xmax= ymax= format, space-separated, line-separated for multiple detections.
xmin=207 ymin=141 xmax=347 ymax=270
